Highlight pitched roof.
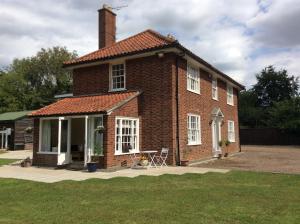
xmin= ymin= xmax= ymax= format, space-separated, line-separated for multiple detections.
xmin=29 ymin=91 xmax=140 ymax=117
xmin=0 ymin=111 xmax=32 ymax=121
xmin=64 ymin=29 xmax=176 ymax=66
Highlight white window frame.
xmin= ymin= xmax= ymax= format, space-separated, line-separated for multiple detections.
xmin=212 ymin=78 xmax=218 ymax=100
xmin=38 ymin=117 xmax=60 ymax=154
xmin=227 ymin=84 xmax=234 ymax=106
xmin=187 ymin=63 xmax=200 ymax=94
xmin=110 ymin=62 xmax=126 ymax=91
xmin=187 ymin=114 xmax=201 ymax=145
xmin=115 ymin=116 xmax=139 ymax=155
xmin=228 ymin=120 xmax=235 ymax=142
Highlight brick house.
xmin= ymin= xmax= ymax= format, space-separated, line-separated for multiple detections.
xmin=30 ymin=5 xmax=244 ymax=168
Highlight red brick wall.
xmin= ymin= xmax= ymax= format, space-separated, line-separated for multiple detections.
xmin=73 ymin=64 xmax=109 ymax=96
xmin=174 ymin=57 xmax=240 ymax=162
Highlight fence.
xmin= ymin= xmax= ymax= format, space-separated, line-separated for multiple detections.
xmin=240 ymin=128 xmax=300 ymax=145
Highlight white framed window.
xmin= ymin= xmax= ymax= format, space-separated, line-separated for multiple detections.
xmin=227 ymin=84 xmax=234 ymax=105
xmin=39 ymin=118 xmax=59 ymax=153
xmin=90 ymin=116 xmax=104 ymax=156
xmin=110 ymin=63 xmax=126 ymax=91
xmin=115 ymin=117 xmax=139 ymax=155
xmin=187 ymin=64 xmax=200 ymax=94
xmin=212 ymin=78 xmax=218 ymax=100
xmin=187 ymin=114 xmax=201 ymax=145
xmin=228 ymin=120 xmax=235 ymax=142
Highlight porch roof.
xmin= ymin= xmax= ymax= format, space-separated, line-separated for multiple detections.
xmin=29 ymin=91 xmax=140 ymax=117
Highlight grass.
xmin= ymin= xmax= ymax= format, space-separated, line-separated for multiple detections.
xmin=0 ymin=171 xmax=299 ymax=224
xmin=0 ymin=158 xmax=19 ymax=166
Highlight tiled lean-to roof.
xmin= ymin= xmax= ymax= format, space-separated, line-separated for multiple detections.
xmin=64 ymin=29 xmax=176 ymax=66
xmin=30 ymin=91 xmax=140 ymax=117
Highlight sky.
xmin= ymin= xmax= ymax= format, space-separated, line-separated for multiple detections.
xmin=0 ymin=0 xmax=300 ymax=88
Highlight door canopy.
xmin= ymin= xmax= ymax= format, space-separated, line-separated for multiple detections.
xmin=211 ymin=107 xmax=224 ymax=118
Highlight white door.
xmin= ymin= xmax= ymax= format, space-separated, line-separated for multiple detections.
xmin=212 ymin=119 xmax=222 ymax=157
xmin=57 ymin=119 xmax=71 ymax=165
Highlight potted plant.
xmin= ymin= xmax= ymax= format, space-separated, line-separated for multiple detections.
xmin=139 ymin=155 xmax=149 ymax=166
xmin=218 ymin=140 xmax=223 ymax=158
xmin=224 ymin=139 xmax=231 ymax=157
xmin=87 ymin=144 xmax=103 ymax=172
xmin=24 ymin=126 xmax=33 ymax=134
xmin=94 ymin=125 xmax=105 ymax=133
xmin=21 ymin=157 xmax=32 ymax=167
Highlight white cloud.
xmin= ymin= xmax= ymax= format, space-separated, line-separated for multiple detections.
xmin=0 ymin=0 xmax=299 ymax=88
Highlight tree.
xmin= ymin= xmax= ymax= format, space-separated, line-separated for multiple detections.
xmin=268 ymin=97 xmax=300 ymax=133
xmin=253 ymin=65 xmax=299 ymax=107
xmin=0 ymin=47 xmax=77 ymax=112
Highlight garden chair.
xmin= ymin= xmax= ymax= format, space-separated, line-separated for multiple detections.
xmin=129 ymin=153 xmax=140 ymax=168
xmin=155 ymin=148 xmax=169 ymax=167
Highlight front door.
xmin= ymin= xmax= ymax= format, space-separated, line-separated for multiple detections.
xmin=212 ymin=119 xmax=222 ymax=157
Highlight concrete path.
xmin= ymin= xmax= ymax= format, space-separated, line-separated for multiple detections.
xmin=0 ymin=150 xmax=32 ymax=159
xmin=0 ymin=165 xmax=229 ymax=183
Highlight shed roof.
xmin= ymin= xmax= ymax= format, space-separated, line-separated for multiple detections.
xmin=0 ymin=111 xmax=32 ymax=121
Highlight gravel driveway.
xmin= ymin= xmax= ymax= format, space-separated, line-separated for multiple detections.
xmin=195 ymin=145 xmax=300 ymax=174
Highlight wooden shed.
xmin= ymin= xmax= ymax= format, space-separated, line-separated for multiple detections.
xmin=0 ymin=111 xmax=33 ymax=150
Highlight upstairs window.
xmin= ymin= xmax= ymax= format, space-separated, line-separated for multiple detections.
xmin=187 ymin=64 xmax=200 ymax=94
xmin=111 ymin=63 xmax=125 ymax=91
xmin=228 ymin=120 xmax=235 ymax=142
xmin=227 ymin=84 xmax=234 ymax=105
xmin=212 ymin=78 xmax=218 ymax=100
xmin=187 ymin=114 xmax=201 ymax=145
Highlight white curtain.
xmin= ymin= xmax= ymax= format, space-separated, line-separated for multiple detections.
xmin=41 ymin=120 xmax=51 ymax=152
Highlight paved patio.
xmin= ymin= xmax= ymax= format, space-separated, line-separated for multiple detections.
xmin=0 ymin=150 xmax=32 ymax=159
xmin=0 ymin=165 xmax=229 ymax=183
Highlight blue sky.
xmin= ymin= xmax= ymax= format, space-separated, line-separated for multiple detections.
xmin=0 ymin=0 xmax=299 ymax=88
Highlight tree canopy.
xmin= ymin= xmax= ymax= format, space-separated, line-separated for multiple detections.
xmin=0 ymin=47 xmax=77 ymax=113
xmin=239 ymin=65 xmax=300 ymax=132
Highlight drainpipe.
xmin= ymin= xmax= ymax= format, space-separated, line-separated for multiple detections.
xmin=175 ymin=55 xmax=181 ymax=165
xmin=237 ymin=91 xmax=242 ymax=152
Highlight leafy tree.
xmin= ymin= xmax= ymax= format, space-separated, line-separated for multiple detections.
xmin=0 ymin=47 xmax=77 ymax=112
xmin=253 ymin=65 xmax=299 ymax=107
xmin=268 ymin=97 xmax=300 ymax=132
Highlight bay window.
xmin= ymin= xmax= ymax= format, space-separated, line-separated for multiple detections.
xmin=115 ymin=117 xmax=139 ymax=155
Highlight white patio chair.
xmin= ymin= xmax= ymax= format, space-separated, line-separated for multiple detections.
xmin=155 ymin=148 xmax=169 ymax=167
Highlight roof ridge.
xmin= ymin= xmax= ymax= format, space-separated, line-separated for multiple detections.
xmin=64 ymin=29 xmax=175 ymax=65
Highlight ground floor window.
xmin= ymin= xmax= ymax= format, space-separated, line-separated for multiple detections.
xmin=187 ymin=114 xmax=201 ymax=145
xmin=115 ymin=117 xmax=139 ymax=155
xmin=228 ymin=120 xmax=235 ymax=142
xmin=40 ymin=119 xmax=59 ymax=152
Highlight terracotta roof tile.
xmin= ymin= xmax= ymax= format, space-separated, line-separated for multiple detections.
xmin=64 ymin=29 xmax=176 ymax=66
xmin=30 ymin=91 xmax=140 ymax=117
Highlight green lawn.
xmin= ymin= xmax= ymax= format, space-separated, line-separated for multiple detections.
xmin=0 ymin=171 xmax=299 ymax=224
xmin=0 ymin=158 xmax=18 ymax=166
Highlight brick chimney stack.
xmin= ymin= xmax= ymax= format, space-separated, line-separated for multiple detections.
xmin=98 ymin=4 xmax=116 ymax=49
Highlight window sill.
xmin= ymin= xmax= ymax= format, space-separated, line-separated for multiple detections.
xmin=227 ymin=102 xmax=234 ymax=106
xmin=109 ymin=88 xmax=126 ymax=92
xmin=187 ymin=89 xmax=200 ymax=95
xmin=212 ymin=97 xmax=219 ymax=101
xmin=187 ymin=143 xmax=201 ymax=146
xmin=115 ymin=151 xmax=140 ymax=156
